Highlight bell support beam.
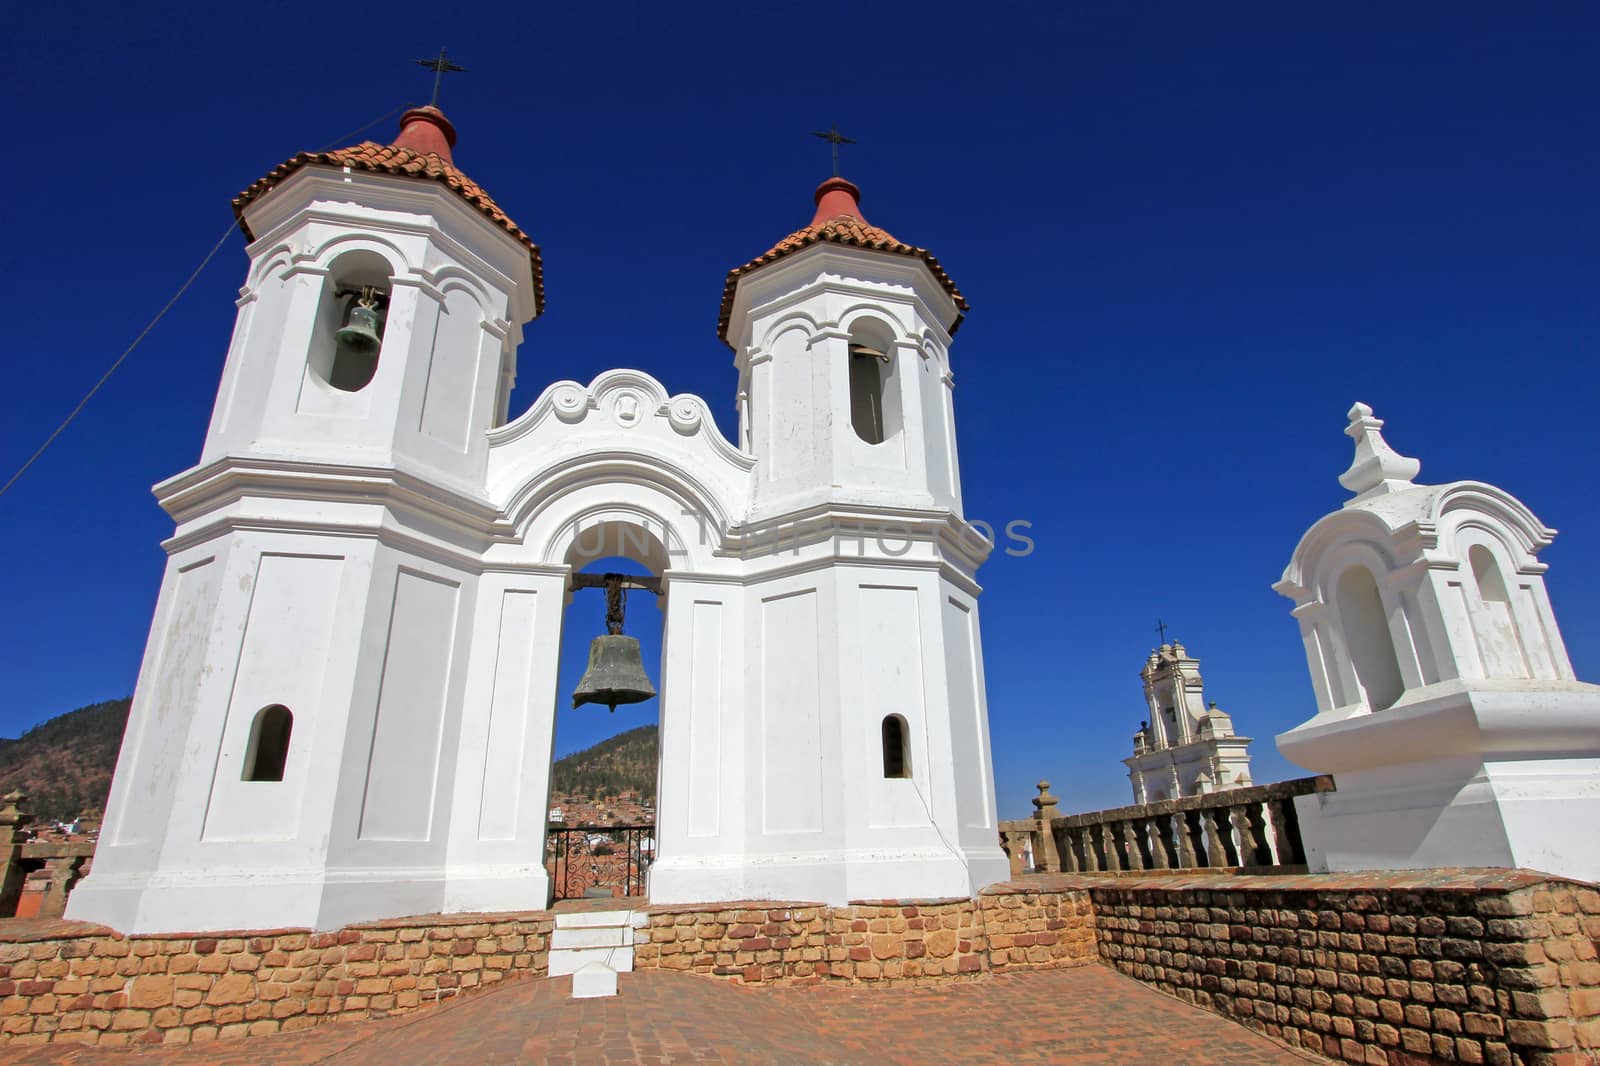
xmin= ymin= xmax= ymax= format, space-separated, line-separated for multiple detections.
xmin=568 ymin=573 xmax=662 ymax=595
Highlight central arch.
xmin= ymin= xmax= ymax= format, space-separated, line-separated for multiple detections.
xmin=458 ymin=369 xmax=759 ymax=911
xmin=543 ymin=519 xmax=672 ymax=902
xmin=487 ymin=436 xmax=743 ymax=908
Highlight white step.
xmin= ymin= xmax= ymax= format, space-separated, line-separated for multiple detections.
xmin=571 ymin=961 xmax=618 ymax=999
xmin=555 ymin=909 xmax=636 ymax=930
xmin=548 ymin=945 xmax=635 ymax=977
xmin=551 ymin=925 xmax=633 ymax=950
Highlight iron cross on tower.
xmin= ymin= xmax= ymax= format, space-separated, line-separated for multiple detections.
xmin=1155 ymin=619 xmax=1171 ymax=645
xmin=415 ymin=48 xmax=467 ymax=107
xmin=811 ymin=125 xmax=856 ymax=177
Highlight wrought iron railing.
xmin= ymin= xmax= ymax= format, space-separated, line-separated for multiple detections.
xmin=544 ymin=823 xmax=655 ymax=902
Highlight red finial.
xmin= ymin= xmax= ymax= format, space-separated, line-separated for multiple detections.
xmin=810 ymin=176 xmax=865 ymax=226
xmin=392 ymin=106 xmax=457 ymax=162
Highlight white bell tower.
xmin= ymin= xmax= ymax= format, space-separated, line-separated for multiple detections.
xmin=202 ymin=106 xmax=540 ymax=489
xmin=652 ymin=175 xmax=1010 ymax=905
xmin=68 ymin=107 xmax=544 ymax=933
xmin=722 ymin=177 xmax=968 ymax=520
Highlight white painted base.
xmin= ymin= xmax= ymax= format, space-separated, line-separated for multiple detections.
xmin=67 ymin=867 xmax=552 ymax=935
xmin=64 ymin=871 xmax=436 ymax=935
xmin=571 ymin=961 xmax=618 ymax=999
xmin=556 ymin=909 xmax=640 ymax=929
xmin=647 ymin=847 xmax=1011 ymax=906
xmin=1294 ymin=757 xmax=1600 ymax=883
xmin=442 ymin=870 xmax=553 ymax=916
xmin=1280 ymin=682 xmax=1600 ymax=884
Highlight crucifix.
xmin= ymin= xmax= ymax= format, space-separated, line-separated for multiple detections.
xmin=415 ymin=48 xmax=468 ymax=107
xmin=1155 ymin=619 xmax=1171 ymax=645
xmin=811 ymin=125 xmax=857 ymax=177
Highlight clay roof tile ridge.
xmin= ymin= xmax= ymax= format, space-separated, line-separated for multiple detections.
xmin=716 ymin=177 xmax=968 ymax=343
xmin=232 ymin=110 xmax=544 ymax=316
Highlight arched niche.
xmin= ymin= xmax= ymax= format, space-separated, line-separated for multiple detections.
xmin=1334 ymin=564 xmax=1406 ymax=712
xmin=1427 ymin=484 xmax=1569 ymax=683
xmin=1462 ymin=534 xmax=1533 ymax=679
xmin=754 ymin=310 xmax=822 ymax=356
xmin=506 ymin=458 xmax=730 ymax=578
xmin=561 ymin=518 xmax=674 ymax=581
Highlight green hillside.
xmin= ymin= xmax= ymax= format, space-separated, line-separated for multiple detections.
xmin=0 ymin=698 xmax=131 ymax=823
xmin=550 ymin=724 xmax=658 ymax=801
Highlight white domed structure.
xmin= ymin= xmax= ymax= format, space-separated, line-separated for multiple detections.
xmin=1274 ymin=403 xmax=1600 ymax=881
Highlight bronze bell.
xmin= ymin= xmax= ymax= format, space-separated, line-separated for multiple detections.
xmin=572 ymin=634 xmax=656 ymax=711
xmin=571 ymin=574 xmax=657 ymax=712
xmin=335 ymin=301 xmax=383 ymax=353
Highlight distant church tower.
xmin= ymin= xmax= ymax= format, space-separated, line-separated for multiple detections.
xmin=1124 ymin=641 xmax=1253 ymax=802
xmin=67 ymin=110 xmax=1009 ymax=934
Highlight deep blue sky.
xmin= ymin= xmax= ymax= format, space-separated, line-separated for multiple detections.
xmin=2 ymin=3 xmax=1596 ymax=819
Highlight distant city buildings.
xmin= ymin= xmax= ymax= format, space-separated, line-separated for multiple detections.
xmin=1124 ymin=641 xmax=1253 ymax=803
xmin=545 ymin=791 xmax=653 ymax=828
xmin=543 ymin=790 xmax=656 ymax=902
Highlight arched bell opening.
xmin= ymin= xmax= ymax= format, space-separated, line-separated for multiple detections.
xmin=543 ymin=520 xmax=668 ymax=904
xmin=307 ymin=249 xmax=393 ymax=393
xmin=846 ymin=317 xmax=901 ymax=446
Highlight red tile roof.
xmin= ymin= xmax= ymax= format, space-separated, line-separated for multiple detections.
xmin=232 ymin=107 xmax=544 ymax=316
xmin=718 ymin=177 xmax=966 ymax=344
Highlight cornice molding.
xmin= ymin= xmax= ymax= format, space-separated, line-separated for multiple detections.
xmin=160 ymin=514 xmax=487 ymax=571
xmin=722 ymin=503 xmax=992 ymax=573
xmin=155 ymin=456 xmax=507 ymax=550
xmin=241 ymin=169 xmax=534 ymax=326
xmin=727 ymin=245 xmax=959 ymax=362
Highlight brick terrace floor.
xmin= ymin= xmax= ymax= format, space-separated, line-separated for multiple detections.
xmin=9 ymin=966 xmax=1327 ymax=1065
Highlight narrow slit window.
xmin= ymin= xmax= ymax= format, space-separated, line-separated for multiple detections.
xmin=243 ymin=704 xmax=293 ymax=782
xmin=881 ymin=715 xmax=910 ymax=779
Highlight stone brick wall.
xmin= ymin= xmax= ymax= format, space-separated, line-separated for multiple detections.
xmin=634 ymin=886 xmax=1097 ymax=984
xmin=1057 ymin=870 xmax=1600 ymax=1066
xmin=4 ymin=870 xmax=1595 ymax=1061
xmin=0 ymin=911 xmax=551 ymax=1047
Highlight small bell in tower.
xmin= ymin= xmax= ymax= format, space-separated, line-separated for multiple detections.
xmin=334 ymin=287 xmax=386 ymax=354
xmin=572 ymin=574 xmax=657 ymax=712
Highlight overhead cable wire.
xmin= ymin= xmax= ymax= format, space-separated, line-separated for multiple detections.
xmin=0 ymin=103 xmax=414 ymax=501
